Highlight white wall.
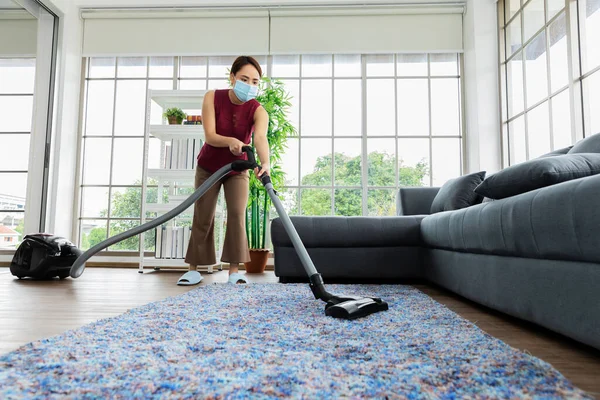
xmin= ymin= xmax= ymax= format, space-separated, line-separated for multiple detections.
xmin=463 ymin=0 xmax=503 ymax=174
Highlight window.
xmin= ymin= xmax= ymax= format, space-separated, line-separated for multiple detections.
xmin=79 ymin=54 xmax=463 ymax=251
xmin=0 ymin=58 xmax=35 ymax=245
xmin=499 ymin=0 xmax=600 ymax=164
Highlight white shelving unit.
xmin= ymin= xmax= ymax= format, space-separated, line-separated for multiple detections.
xmin=138 ymin=89 xmax=225 ymax=273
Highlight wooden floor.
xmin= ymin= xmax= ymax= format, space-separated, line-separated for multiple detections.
xmin=1 ymin=267 xmax=599 ymax=397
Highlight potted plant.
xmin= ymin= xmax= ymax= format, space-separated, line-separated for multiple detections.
xmin=163 ymin=107 xmax=186 ymax=125
xmin=244 ymin=77 xmax=297 ymax=273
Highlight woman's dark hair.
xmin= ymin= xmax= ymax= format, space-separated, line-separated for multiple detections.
xmin=231 ymin=56 xmax=263 ymax=77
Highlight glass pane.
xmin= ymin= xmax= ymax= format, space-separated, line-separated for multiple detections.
xmin=300 ymin=189 xmax=331 ymax=216
xmin=398 ymin=138 xmax=430 ymax=187
xmin=506 ymin=0 xmax=522 ymax=21
xmin=0 ymin=172 xmax=27 ymax=198
xmin=0 ymin=134 xmax=29 ymax=170
xmin=551 ymin=89 xmax=573 ymax=149
xmin=110 ymin=187 xmax=141 ymax=218
xmin=368 ymin=189 xmax=396 ymax=216
xmin=280 ymin=80 xmax=299 ymax=131
xmin=367 ymin=79 xmax=395 ymax=136
xmin=585 ymin=70 xmax=600 ymax=134
xmin=508 ymin=51 xmax=525 ymax=117
xmin=272 ymin=55 xmax=300 ymax=77
xmin=430 ymin=54 xmax=458 ymax=76
xmin=178 ymin=80 xmax=206 ymax=90
xmin=81 ymin=187 xmax=109 ymax=218
xmin=89 ymin=57 xmax=115 ymax=78
xmin=302 ymin=55 xmax=332 ymax=77
xmin=397 ymin=79 xmax=429 ymax=136
xmin=112 ymin=138 xmax=143 ymax=185
xmin=509 ymin=115 xmax=527 ymax=165
xmin=0 ymin=211 xmax=24 ymax=249
xmin=301 ymin=79 xmax=332 ymax=136
xmin=506 ymin=14 xmax=523 ymax=56
xmin=334 ymin=138 xmax=362 ymax=186
xmin=150 ymin=56 xmax=174 ymax=78
xmin=523 ymin=0 xmax=545 ymax=43
xmin=367 ymin=138 xmax=395 ymax=186
xmin=582 ymin=0 xmax=600 ymax=73
xmin=117 ymin=57 xmax=147 ymax=78
xmin=79 ymin=220 xmax=107 ymax=251
xmin=207 ymin=79 xmax=229 ymax=90
xmin=334 ymin=54 xmax=361 ymax=77
xmin=549 ymin=12 xmax=569 ymax=93
xmin=431 ymin=79 xmax=460 ymax=136
xmin=114 ymin=80 xmax=146 ymax=136
xmin=0 ymin=96 xmax=33 ymax=132
xmin=300 ymin=138 xmax=332 ymax=186
xmin=366 ymin=54 xmax=394 ymax=77
xmin=432 ymin=138 xmax=461 ymax=187
xmin=83 ymin=138 xmax=111 ymax=185
xmin=527 ymin=101 xmax=551 ymax=158
xmin=0 ymin=58 xmax=35 ymax=94
xmin=208 ymin=56 xmax=235 ymax=78
xmin=396 ymin=54 xmax=427 ymax=76
xmin=547 ymin=0 xmax=565 ymax=20
xmin=109 ymin=220 xmax=140 ymax=251
xmin=334 ymin=79 xmax=361 ymax=136
xmin=280 ymin=137 xmax=299 ymax=186
xmin=180 ymin=56 xmax=207 ymax=78
xmin=269 ymin=188 xmax=298 ymax=219
xmin=334 ymin=189 xmax=362 ymax=216
xmin=525 ymin=31 xmax=549 ymax=107
xmin=85 ymin=80 xmax=114 ymax=136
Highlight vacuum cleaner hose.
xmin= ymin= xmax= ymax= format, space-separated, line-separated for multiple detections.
xmin=70 ymin=146 xmax=263 ymax=278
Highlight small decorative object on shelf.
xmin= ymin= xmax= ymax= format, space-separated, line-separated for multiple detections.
xmin=163 ymin=107 xmax=187 ymax=125
xmin=184 ymin=115 xmax=203 ymax=125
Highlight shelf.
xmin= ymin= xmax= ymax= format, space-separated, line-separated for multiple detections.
xmin=150 ymin=124 xmax=205 ymax=141
xmin=150 ymin=89 xmax=205 ymax=110
xmin=147 ymin=169 xmax=195 ymax=181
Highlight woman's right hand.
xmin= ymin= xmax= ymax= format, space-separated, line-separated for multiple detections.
xmin=228 ymin=138 xmax=247 ymax=156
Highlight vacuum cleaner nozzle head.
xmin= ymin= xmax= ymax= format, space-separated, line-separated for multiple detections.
xmin=324 ymin=295 xmax=389 ymax=320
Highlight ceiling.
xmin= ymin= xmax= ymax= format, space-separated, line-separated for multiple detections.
xmin=0 ymin=0 xmax=23 ymax=9
xmin=55 ymin=0 xmax=463 ymax=8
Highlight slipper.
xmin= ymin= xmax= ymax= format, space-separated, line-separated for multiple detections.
xmin=228 ymin=272 xmax=247 ymax=284
xmin=177 ymin=271 xmax=203 ymax=286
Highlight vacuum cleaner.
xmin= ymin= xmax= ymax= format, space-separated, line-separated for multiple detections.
xmin=68 ymin=146 xmax=388 ymax=320
xmin=10 ymin=234 xmax=82 ymax=280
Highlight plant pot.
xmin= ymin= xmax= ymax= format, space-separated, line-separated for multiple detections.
xmin=244 ymin=249 xmax=269 ymax=273
xmin=168 ymin=116 xmax=182 ymax=125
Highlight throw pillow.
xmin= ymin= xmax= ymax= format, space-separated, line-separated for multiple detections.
xmin=430 ymin=171 xmax=486 ymax=214
xmin=568 ymin=132 xmax=600 ymax=154
xmin=474 ymin=153 xmax=600 ymax=200
xmin=538 ymin=145 xmax=573 ymax=158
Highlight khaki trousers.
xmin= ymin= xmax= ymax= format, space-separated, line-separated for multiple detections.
xmin=184 ymin=166 xmax=250 ymax=266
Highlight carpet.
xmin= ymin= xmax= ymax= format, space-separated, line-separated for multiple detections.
xmin=0 ymin=284 xmax=592 ymax=399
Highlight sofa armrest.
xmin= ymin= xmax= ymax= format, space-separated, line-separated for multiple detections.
xmin=396 ymin=187 xmax=440 ymax=216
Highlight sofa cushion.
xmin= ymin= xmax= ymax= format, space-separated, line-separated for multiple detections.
xmin=421 ymin=174 xmax=600 ymax=264
xmin=538 ymin=145 xmax=573 ymax=157
xmin=568 ymin=132 xmax=600 ymax=154
xmin=474 ymin=153 xmax=600 ymax=200
xmin=430 ymin=171 xmax=486 ymax=214
xmin=271 ymin=216 xmax=424 ymax=248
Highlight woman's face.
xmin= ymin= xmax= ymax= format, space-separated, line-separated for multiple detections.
xmin=231 ymin=64 xmax=261 ymax=87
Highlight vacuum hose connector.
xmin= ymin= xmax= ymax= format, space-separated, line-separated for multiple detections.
xmin=309 ymin=273 xmax=333 ymax=301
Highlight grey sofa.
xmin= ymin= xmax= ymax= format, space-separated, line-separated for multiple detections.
xmin=271 ymin=174 xmax=600 ymax=351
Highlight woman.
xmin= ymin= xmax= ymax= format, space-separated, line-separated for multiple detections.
xmin=179 ymin=56 xmax=270 ymax=286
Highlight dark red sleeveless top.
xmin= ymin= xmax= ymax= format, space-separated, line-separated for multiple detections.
xmin=197 ymin=89 xmax=261 ymax=174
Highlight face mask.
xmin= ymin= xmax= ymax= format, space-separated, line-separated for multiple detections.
xmin=233 ymin=79 xmax=258 ymax=102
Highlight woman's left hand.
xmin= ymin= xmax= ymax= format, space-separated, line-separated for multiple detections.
xmin=254 ymin=164 xmax=270 ymax=178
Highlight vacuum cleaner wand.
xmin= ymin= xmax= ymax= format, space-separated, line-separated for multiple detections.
xmin=70 ymin=146 xmax=388 ymax=319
